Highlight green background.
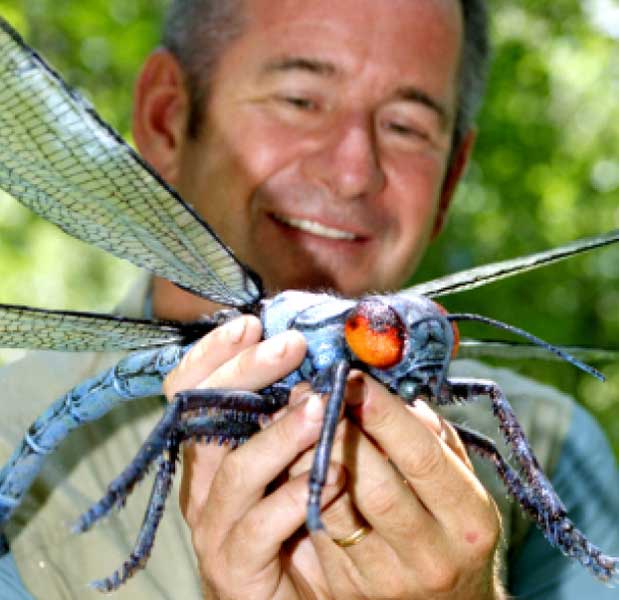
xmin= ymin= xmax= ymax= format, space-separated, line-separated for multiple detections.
xmin=0 ymin=1 xmax=618 ymax=455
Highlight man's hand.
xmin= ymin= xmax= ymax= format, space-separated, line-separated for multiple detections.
xmin=163 ymin=315 xmax=506 ymax=599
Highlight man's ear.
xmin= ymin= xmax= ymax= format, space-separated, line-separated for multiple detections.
xmin=132 ymin=49 xmax=190 ymax=185
xmin=431 ymin=129 xmax=476 ymax=239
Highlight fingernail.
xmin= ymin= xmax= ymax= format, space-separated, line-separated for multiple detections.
xmin=326 ymin=464 xmax=343 ymax=486
xmin=345 ymin=375 xmax=365 ymax=406
xmin=258 ymin=413 xmax=272 ymax=428
xmin=291 ymin=390 xmax=312 ymax=408
xmin=258 ymin=333 xmax=289 ymax=360
xmin=263 ymin=406 xmax=287 ymax=427
xmin=224 ymin=317 xmax=247 ymax=343
xmin=304 ymin=394 xmax=324 ymax=423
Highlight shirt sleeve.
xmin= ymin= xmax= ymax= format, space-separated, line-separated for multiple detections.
xmin=507 ymin=403 xmax=619 ymax=599
xmin=0 ymin=535 xmax=35 ymax=599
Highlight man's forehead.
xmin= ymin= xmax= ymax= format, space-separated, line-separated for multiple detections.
xmin=229 ymin=0 xmax=462 ymax=117
xmin=241 ymin=0 xmax=463 ymax=40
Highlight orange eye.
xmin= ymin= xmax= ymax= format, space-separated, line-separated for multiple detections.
xmin=344 ymin=302 xmax=405 ymax=369
xmin=433 ymin=302 xmax=460 ymax=358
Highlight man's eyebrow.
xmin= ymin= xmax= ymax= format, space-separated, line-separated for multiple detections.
xmin=395 ymin=86 xmax=451 ymax=129
xmin=260 ymin=56 xmax=337 ymax=78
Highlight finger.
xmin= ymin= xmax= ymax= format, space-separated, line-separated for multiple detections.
xmin=286 ymin=386 xmax=429 ymax=550
xmin=286 ymin=418 xmax=364 ymax=540
xmin=202 ymin=329 xmax=307 ymax=390
xmin=310 ymin=530 xmax=367 ymax=600
xmin=261 ymin=382 xmax=313 ymax=428
xmin=348 ymin=375 xmax=498 ymax=535
xmin=437 ymin=415 xmax=473 ymax=469
xmin=334 ymin=419 xmax=445 ymax=571
xmin=401 ymin=399 xmax=472 ymax=469
xmin=205 ymin=393 xmax=329 ymax=537
xmin=165 ymin=317 xmax=262 ymax=522
xmin=397 ymin=400 xmax=474 ymax=472
xmin=223 ymin=465 xmax=346 ymax=573
xmin=304 ymin=422 xmax=425 ymax=598
xmin=172 ymin=324 xmax=307 ymax=526
xmin=163 ymin=315 xmax=262 ymax=398
xmin=180 ymin=443 xmax=229 ymax=526
xmin=288 ymin=382 xmax=314 ymax=407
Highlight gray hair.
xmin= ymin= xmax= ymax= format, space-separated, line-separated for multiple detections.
xmin=456 ymin=0 xmax=489 ymax=149
xmin=162 ymin=0 xmax=489 ymax=149
xmin=162 ymin=0 xmax=245 ymax=137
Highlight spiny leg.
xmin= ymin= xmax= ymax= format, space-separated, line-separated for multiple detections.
xmin=74 ymin=397 xmax=182 ymax=533
xmin=83 ymin=402 xmax=270 ymax=592
xmin=446 ymin=378 xmax=565 ymax=517
xmin=306 ymin=360 xmax=351 ymax=531
xmin=75 ymin=388 xmax=275 ymax=533
xmin=90 ymin=441 xmax=181 ymax=592
xmin=453 ymin=422 xmax=619 ymax=582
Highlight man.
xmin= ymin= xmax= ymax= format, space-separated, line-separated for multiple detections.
xmin=0 ymin=1 xmax=617 ymax=598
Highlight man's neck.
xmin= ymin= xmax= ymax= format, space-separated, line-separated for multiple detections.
xmin=151 ymin=276 xmax=223 ymax=321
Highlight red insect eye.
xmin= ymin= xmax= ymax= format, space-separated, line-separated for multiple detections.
xmin=433 ymin=301 xmax=460 ymax=358
xmin=344 ymin=301 xmax=405 ymax=369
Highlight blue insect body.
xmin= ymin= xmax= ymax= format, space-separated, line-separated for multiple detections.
xmin=0 ymin=292 xmax=453 ymax=525
xmin=3 ymin=288 xmax=615 ymax=591
xmin=263 ymin=291 xmax=454 ymax=395
xmin=0 ymin=344 xmax=188 ymax=523
xmin=0 ymin=14 xmax=619 ymax=593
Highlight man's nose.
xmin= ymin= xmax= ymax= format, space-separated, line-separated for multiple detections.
xmin=303 ymin=116 xmax=385 ymax=200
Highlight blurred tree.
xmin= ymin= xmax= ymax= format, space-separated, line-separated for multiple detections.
xmin=0 ymin=1 xmax=617 ymax=453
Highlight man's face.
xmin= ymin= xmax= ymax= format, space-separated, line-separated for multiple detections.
xmin=175 ymin=0 xmax=464 ymax=296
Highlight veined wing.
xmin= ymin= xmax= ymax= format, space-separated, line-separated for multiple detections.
xmin=0 ymin=17 xmax=261 ymax=308
xmin=458 ymin=339 xmax=619 ymax=364
xmin=0 ymin=304 xmax=188 ymax=352
xmin=406 ymin=230 xmax=619 ymax=299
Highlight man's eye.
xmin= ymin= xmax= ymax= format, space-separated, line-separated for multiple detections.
xmin=388 ymin=121 xmax=429 ymax=140
xmin=280 ymin=96 xmax=316 ymax=111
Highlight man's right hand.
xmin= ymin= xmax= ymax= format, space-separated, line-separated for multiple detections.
xmin=163 ymin=315 xmax=345 ymax=599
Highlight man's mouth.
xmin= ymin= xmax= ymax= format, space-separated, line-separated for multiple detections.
xmin=272 ymin=213 xmax=360 ymax=241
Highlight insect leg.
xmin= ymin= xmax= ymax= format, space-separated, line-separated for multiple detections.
xmin=306 ymin=360 xmax=351 ymax=532
xmin=0 ymin=344 xmax=186 ymax=524
xmin=90 ymin=441 xmax=181 ymax=593
xmin=453 ymin=423 xmax=619 ymax=583
xmin=75 ymin=388 xmax=272 ymax=532
xmin=446 ymin=377 xmax=565 ymax=517
xmin=84 ymin=394 xmax=274 ymax=591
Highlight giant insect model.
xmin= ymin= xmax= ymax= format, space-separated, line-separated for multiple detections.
xmin=0 ymin=15 xmax=618 ymax=593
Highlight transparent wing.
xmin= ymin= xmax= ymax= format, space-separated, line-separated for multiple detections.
xmin=405 ymin=230 xmax=619 ymax=299
xmin=458 ymin=339 xmax=619 ymax=364
xmin=0 ymin=304 xmax=186 ymax=352
xmin=0 ymin=17 xmax=261 ymax=308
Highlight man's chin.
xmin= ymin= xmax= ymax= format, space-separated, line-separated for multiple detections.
xmin=259 ymin=268 xmax=387 ymax=299
xmin=261 ymin=272 xmax=340 ymax=297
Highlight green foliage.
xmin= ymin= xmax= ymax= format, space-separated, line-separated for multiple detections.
xmin=0 ymin=2 xmax=618 ymax=454
xmin=414 ymin=1 xmax=619 ymax=456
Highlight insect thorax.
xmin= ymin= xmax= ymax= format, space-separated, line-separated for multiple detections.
xmin=260 ymin=291 xmax=454 ymax=399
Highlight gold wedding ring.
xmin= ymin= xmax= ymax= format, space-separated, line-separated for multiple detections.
xmin=332 ymin=525 xmax=371 ymax=548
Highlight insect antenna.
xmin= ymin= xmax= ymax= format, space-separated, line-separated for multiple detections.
xmin=447 ymin=313 xmax=605 ymax=382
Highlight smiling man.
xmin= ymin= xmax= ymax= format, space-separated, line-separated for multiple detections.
xmin=147 ymin=0 xmax=473 ymax=311
xmin=1 ymin=1 xmax=618 ymax=599
xmin=133 ymin=0 xmax=616 ymax=598
xmin=142 ymin=1 xmax=495 ymax=597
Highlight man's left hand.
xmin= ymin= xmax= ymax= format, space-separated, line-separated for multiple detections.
xmin=295 ymin=373 xmax=506 ymax=599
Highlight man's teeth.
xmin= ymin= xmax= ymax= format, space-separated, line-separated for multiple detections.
xmin=275 ymin=215 xmax=357 ymax=240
